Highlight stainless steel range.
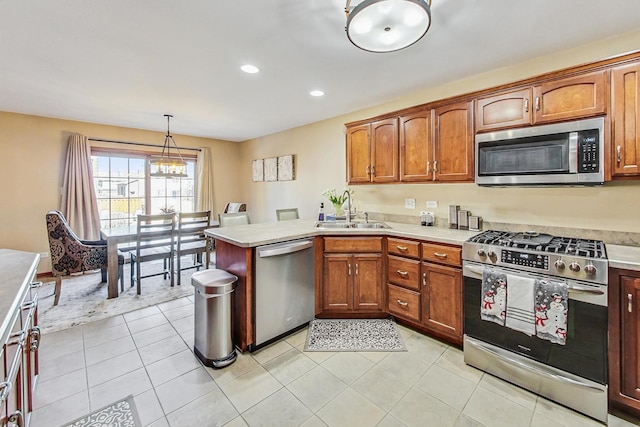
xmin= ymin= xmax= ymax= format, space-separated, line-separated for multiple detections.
xmin=462 ymin=230 xmax=609 ymax=422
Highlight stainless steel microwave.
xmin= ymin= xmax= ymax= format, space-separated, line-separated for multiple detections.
xmin=475 ymin=117 xmax=604 ymax=186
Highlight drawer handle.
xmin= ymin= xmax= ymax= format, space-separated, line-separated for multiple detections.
xmin=423 ymin=272 xmax=428 ymax=287
xmin=30 ymin=326 xmax=41 ymax=352
xmin=396 ymin=245 xmax=408 ymax=252
xmin=348 ymin=263 xmax=351 ymax=276
xmin=629 ymin=293 xmax=633 ymax=313
xmin=396 ymin=270 xmax=409 ymax=277
xmin=434 ymin=252 xmax=448 ymax=258
xmin=524 ymin=98 xmax=529 ymax=113
xmin=535 ymin=96 xmax=540 ymax=111
xmin=396 ymin=299 xmax=409 ymax=307
xmin=617 ymin=146 xmax=622 ymax=164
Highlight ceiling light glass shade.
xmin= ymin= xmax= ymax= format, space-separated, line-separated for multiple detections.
xmin=346 ymin=0 xmax=431 ymax=53
xmin=150 ymin=115 xmax=188 ymax=178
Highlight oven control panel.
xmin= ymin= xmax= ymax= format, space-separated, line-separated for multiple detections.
xmin=501 ymin=250 xmax=548 ymax=270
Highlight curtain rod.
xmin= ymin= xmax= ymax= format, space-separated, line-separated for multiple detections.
xmin=88 ymin=137 xmax=202 ymax=152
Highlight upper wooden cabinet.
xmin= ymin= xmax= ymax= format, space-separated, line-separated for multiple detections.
xmin=400 ymin=109 xmax=433 ymax=182
xmin=434 ymin=101 xmax=474 ymax=182
xmin=611 ymin=62 xmax=640 ymax=177
xmin=346 ymin=118 xmax=398 ymax=184
xmin=476 ymin=70 xmax=607 ymax=132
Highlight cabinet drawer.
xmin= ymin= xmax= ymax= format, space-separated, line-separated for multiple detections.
xmin=388 ymin=238 xmax=420 ymax=258
xmin=324 ymin=237 xmax=382 ymax=253
xmin=388 ymin=256 xmax=420 ymax=291
xmin=421 ymin=242 xmax=461 ymax=266
xmin=388 ymin=284 xmax=420 ymax=322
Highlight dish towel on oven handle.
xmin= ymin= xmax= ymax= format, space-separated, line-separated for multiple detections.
xmin=504 ymin=275 xmax=536 ymax=336
xmin=481 ymin=268 xmax=507 ymax=326
xmin=534 ymin=278 xmax=568 ymax=345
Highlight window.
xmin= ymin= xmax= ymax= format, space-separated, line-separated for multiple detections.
xmin=92 ymin=151 xmax=196 ymax=229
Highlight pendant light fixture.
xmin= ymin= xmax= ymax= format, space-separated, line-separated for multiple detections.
xmin=345 ymin=0 xmax=432 ymax=53
xmin=150 ymin=114 xmax=188 ymax=178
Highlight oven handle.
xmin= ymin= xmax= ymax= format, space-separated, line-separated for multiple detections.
xmin=467 ymin=338 xmax=605 ymax=393
xmin=464 ymin=264 xmax=604 ymax=294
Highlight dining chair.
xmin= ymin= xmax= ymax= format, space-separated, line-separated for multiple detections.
xmin=276 ymin=208 xmax=299 ymax=221
xmin=218 ymin=212 xmax=251 ymax=227
xmin=223 ymin=202 xmax=246 ymax=213
xmin=45 ymin=210 xmax=124 ymax=305
xmin=175 ymin=211 xmax=211 ymax=286
xmin=130 ymin=213 xmax=176 ymax=295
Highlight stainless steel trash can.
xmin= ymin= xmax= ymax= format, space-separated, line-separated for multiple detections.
xmin=192 ymin=269 xmax=238 ymax=368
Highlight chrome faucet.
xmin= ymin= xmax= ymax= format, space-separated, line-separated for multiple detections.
xmin=363 ymin=211 xmax=369 ymax=223
xmin=342 ymin=190 xmax=352 ymax=223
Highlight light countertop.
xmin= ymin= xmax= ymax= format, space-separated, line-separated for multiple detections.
xmin=607 ymin=244 xmax=640 ymax=271
xmin=205 ymin=219 xmax=480 ymax=248
xmin=0 ymin=249 xmax=39 ymax=342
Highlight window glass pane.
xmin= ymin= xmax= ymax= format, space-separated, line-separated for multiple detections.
xmin=92 ymin=151 xmax=196 ymax=228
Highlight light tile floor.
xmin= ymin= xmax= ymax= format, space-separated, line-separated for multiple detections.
xmin=32 ymin=296 xmax=640 ymax=427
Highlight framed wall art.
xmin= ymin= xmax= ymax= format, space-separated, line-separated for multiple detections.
xmin=252 ymin=159 xmax=264 ymax=182
xmin=277 ymin=155 xmax=294 ymax=181
xmin=264 ymin=157 xmax=278 ymax=182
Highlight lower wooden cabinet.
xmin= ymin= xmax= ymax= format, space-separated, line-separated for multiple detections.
xmin=421 ymin=262 xmax=462 ymax=340
xmin=609 ymin=267 xmax=640 ymax=417
xmin=318 ymin=237 xmax=385 ymax=316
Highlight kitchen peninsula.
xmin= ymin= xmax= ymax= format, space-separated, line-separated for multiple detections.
xmin=205 ymin=219 xmax=478 ymax=351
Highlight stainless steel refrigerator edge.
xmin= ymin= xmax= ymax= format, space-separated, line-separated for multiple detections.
xmin=254 ymin=238 xmax=315 ymax=348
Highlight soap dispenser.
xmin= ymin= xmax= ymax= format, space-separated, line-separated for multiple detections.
xmin=318 ymin=203 xmax=325 ymax=221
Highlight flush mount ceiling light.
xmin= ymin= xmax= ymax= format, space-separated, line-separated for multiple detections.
xmin=241 ymin=64 xmax=260 ymax=74
xmin=345 ymin=0 xmax=432 ymax=53
xmin=150 ymin=114 xmax=188 ymax=178
xmin=310 ymin=90 xmax=325 ymax=97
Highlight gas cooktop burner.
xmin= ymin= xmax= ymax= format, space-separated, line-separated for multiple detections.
xmin=467 ymin=230 xmax=607 ymax=259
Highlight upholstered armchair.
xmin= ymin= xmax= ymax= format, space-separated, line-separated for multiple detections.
xmin=46 ymin=210 xmax=123 ymax=305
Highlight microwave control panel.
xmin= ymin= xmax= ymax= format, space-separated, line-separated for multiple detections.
xmin=578 ymin=129 xmax=600 ymax=173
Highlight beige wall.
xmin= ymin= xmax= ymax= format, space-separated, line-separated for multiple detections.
xmin=0 ymin=112 xmax=242 ymax=272
xmin=241 ymin=30 xmax=640 ymax=233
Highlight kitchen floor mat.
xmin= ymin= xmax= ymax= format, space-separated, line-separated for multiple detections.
xmin=304 ymin=318 xmax=407 ymax=352
xmin=62 ymin=395 xmax=141 ymax=427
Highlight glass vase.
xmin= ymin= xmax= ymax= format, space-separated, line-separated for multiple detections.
xmin=332 ymin=202 xmax=344 ymax=218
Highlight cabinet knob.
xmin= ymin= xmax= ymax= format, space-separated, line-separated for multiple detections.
xmin=535 ymin=96 xmax=540 ymax=111
xmin=355 ymin=263 xmax=359 ymax=275
xmin=433 ymin=160 xmax=438 ymax=173
xmin=426 ymin=161 xmax=431 ymax=174
xmin=348 ymin=263 xmax=351 ymax=276
xmin=617 ymin=146 xmax=622 ymax=163
xmin=524 ymin=98 xmax=529 ymax=113
xmin=629 ymin=293 xmax=633 ymax=313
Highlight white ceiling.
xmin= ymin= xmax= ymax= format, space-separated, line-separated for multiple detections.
xmin=1 ymin=0 xmax=640 ymax=142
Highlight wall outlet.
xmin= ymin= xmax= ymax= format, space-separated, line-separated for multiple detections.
xmin=405 ymin=198 xmax=416 ymax=209
xmin=426 ymin=200 xmax=438 ymax=208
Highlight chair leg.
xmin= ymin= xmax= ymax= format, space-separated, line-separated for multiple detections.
xmin=130 ymin=257 xmax=135 ymax=290
xmin=119 ymin=263 xmax=124 ymax=293
xmin=136 ymin=258 xmax=142 ymax=295
xmin=101 ymin=268 xmax=107 ymax=283
xmin=53 ymin=276 xmax=62 ymax=306
xmin=177 ymin=253 xmax=182 ymax=286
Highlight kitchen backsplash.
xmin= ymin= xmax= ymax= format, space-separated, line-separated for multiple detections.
xmin=366 ymin=212 xmax=640 ymax=247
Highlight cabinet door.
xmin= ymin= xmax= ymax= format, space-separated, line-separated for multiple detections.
xmin=621 ymin=275 xmax=640 ymax=400
xmin=371 ymin=118 xmax=399 ymax=183
xmin=434 ymin=101 xmax=474 ymax=182
xmin=353 ymin=254 xmax=383 ymax=311
xmin=612 ymin=62 xmax=640 ymax=176
xmin=346 ymin=124 xmax=372 ymax=184
xmin=421 ymin=263 xmax=462 ymax=339
xmin=475 ymin=88 xmax=533 ymax=132
xmin=533 ymin=70 xmax=607 ymax=124
xmin=322 ymin=254 xmax=353 ymax=311
xmin=400 ymin=110 xmax=433 ymax=181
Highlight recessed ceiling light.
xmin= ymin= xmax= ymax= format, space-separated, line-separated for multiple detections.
xmin=310 ymin=90 xmax=325 ymax=97
xmin=241 ymin=64 xmax=260 ymax=74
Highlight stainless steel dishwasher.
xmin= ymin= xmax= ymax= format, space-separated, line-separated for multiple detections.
xmin=254 ymin=238 xmax=315 ymax=349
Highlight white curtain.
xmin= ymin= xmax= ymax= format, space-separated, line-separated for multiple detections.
xmin=60 ymin=134 xmax=101 ymax=240
xmin=196 ymin=147 xmax=215 ymax=215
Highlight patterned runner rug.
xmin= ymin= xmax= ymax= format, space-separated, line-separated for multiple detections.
xmin=305 ymin=318 xmax=407 ymax=352
xmin=62 ymin=395 xmax=141 ymax=427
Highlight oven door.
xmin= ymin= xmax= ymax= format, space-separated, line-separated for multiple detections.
xmin=463 ymin=261 xmax=607 ymax=385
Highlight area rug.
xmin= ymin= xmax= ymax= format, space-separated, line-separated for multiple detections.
xmin=305 ymin=318 xmax=407 ymax=352
xmin=62 ymin=395 xmax=141 ymax=427
xmin=38 ymin=257 xmax=209 ymax=334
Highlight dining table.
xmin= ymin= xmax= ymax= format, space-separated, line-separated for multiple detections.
xmin=100 ymin=219 xmax=220 ymax=298
xmin=100 ymin=225 xmax=138 ymax=298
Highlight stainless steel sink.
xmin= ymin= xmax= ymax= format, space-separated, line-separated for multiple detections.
xmin=314 ymin=221 xmax=391 ymax=229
